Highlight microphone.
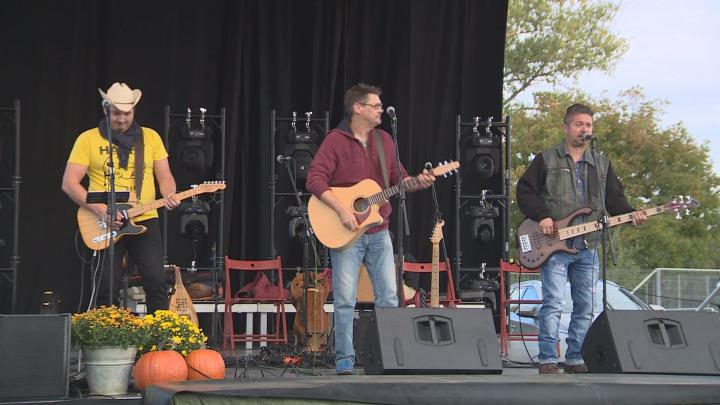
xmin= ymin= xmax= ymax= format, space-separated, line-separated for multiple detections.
xmin=101 ymin=100 xmax=113 ymax=109
xmin=385 ymin=106 xmax=397 ymax=120
xmin=581 ymin=133 xmax=593 ymax=141
xmin=276 ymin=154 xmax=293 ymax=163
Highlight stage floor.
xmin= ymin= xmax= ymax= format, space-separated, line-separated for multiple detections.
xmin=139 ymin=365 xmax=720 ymax=405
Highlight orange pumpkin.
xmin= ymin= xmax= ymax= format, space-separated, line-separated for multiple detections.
xmin=186 ymin=349 xmax=225 ymax=380
xmin=132 ymin=350 xmax=188 ymax=391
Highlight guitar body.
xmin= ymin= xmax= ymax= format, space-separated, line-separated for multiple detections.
xmin=168 ymin=266 xmax=199 ymax=325
xmin=77 ymin=203 xmax=147 ymax=251
xmin=517 ymin=207 xmax=593 ymax=269
xmin=308 ymin=179 xmax=384 ymax=249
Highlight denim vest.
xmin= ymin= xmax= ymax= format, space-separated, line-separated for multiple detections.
xmin=540 ymin=142 xmax=609 ymax=247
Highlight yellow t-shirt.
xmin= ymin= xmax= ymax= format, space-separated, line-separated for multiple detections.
xmin=67 ymin=127 xmax=169 ymax=222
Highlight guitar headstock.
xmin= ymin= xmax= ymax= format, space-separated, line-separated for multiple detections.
xmin=192 ymin=181 xmax=227 ymax=194
xmin=665 ymin=195 xmax=700 ymax=219
xmin=429 ymin=160 xmax=460 ymax=178
xmin=430 ymin=220 xmax=445 ymax=243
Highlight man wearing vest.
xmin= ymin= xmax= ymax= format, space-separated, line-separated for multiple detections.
xmin=62 ymin=82 xmax=180 ymax=313
xmin=517 ymin=103 xmax=646 ymax=374
xmin=306 ymin=83 xmax=434 ymax=375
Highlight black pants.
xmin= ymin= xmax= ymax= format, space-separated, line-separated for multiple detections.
xmin=96 ymin=218 xmax=169 ymax=313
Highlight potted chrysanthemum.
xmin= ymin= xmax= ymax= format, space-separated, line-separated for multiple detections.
xmin=71 ymin=306 xmax=144 ymax=395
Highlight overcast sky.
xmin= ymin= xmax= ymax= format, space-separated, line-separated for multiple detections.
xmin=524 ymin=0 xmax=720 ymax=174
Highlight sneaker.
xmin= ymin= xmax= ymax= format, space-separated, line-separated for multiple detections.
xmin=538 ymin=363 xmax=561 ymax=374
xmin=336 ymin=357 xmax=354 ymax=375
xmin=564 ymin=363 xmax=588 ymax=374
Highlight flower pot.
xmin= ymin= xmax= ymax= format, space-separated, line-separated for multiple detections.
xmin=83 ymin=346 xmax=137 ymax=395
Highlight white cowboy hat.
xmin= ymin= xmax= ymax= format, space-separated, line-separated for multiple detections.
xmin=97 ymin=82 xmax=142 ymax=112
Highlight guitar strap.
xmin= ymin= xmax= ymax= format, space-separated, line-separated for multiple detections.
xmin=133 ymin=128 xmax=145 ymax=199
xmin=373 ymin=130 xmax=390 ymax=188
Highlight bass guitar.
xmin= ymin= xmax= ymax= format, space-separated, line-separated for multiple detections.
xmin=517 ymin=196 xmax=699 ymax=269
xmin=308 ymin=161 xmax=459 ymax=249
xmin=77 ymin=181 xmax=226 ymax=251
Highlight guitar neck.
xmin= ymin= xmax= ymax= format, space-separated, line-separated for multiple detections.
xmin=431 ymin=243 xmax=440 ymax=308
xmin=125 ymin=188 xmax=202 ymax=218
xmin=365 ymin=176 xmax=423 ymax=206
xmin=362 ymin=164 xmax=457 ymax=206
xmin=559 ymin=204 xmax=667 ymax=240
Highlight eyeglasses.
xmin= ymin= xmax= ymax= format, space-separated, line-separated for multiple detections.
xmin=358 ymin=102 xmax=384 ymax=110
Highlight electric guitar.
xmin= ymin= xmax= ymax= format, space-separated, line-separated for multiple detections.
xmin=429 ymin=220 xmax=444 ymax=308
xmin=517 ymin=196 xmax=699 ymax=269
xmin=168 ymin=265 xmax=199 ymax=325
xmin=308 ymin=161 xmax=459 ymax=249
xmin=77 ymin=181 xmax=226 ymax=251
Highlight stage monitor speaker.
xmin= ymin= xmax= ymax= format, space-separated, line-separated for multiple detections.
xmin=0 ymin=314 xmax=71 ymax=401
xmin=358 ymin=308 xmax=502 ymax=374
xmin=582 ymin=310 xmax=720 ymax=375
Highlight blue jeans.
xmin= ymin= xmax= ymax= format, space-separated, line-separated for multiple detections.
xmin=538 ymin=248 xmax=598 ymax=365
xmin=330 ymin=230 xmax=398 ymax=364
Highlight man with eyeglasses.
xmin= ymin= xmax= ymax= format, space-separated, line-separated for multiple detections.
xmin=307 ymin=83 xmax=434 ymax=375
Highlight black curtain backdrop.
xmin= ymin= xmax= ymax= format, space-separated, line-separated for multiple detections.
xmin=0 ymin=0 xmax=507 ymax=314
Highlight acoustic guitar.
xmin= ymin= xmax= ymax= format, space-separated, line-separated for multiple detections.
xmin=289 ymin=271 xmax=330 ymax=352
xmin=77 ymin=181 xmax=225 ymax=251
xmin=517 ymin=196 xmax=699 ymax=269
xmin=308 ymin=161 xmax=459 ymax=249
xmin=168 ymin=265 xmax=199 ymax=326
xmin=429 ymin=220 xmax=444 ymax=308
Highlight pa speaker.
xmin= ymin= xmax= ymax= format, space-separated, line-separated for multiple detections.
xmin=0 ymin=314 xmax=71 ymax=401
xmin=358 ymin=308 xmax=502 ymax=374
xmin=582 ymin=310 xmax=720 ymax=375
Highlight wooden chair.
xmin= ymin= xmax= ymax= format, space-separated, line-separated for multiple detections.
xmin=401 ymin=260 xmax=458 ymax=308
xmin=223 ymin=256 xmax=288 ymax=350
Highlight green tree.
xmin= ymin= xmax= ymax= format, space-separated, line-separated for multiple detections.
xmin=504 ymin=0 xmax=628 ymax=106
xmin=507 ymin=89 xmax=720 ymax=285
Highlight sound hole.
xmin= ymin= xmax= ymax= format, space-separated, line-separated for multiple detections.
xmin=353 ymin=198 xmax=369 ymax=213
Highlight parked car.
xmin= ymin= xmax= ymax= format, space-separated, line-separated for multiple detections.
xmin=506 ymin=279 xmax=659 ymax=363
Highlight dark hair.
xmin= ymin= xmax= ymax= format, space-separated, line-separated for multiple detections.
xmin=344 ymin=83 xmax=382 ymax=118
xmin=564 ymin=103 xmax=593 ymax=124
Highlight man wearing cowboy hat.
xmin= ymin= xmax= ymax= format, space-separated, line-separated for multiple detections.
xmin=62 ymin=82 xmax=180 ymax=313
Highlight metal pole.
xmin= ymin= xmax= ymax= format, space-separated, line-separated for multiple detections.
xmin=10 ymin=100 xmax=21 ymax=313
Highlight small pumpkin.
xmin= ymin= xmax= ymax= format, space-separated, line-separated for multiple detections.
xmin=186 ymin=349 xmax=225 ymax=380
xmin=133 ymin=350 xmax=188 ymax=391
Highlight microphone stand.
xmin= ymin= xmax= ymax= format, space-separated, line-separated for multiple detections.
xmin=390 ymin=116 xmax=409 ymax=305
xmin=280 ymin=158 xmax=319 ymax=350
xmin=590 ymin=137 xmax=616 ymax=311
xmin=101 ymin=105 xmax=120 ymax=309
